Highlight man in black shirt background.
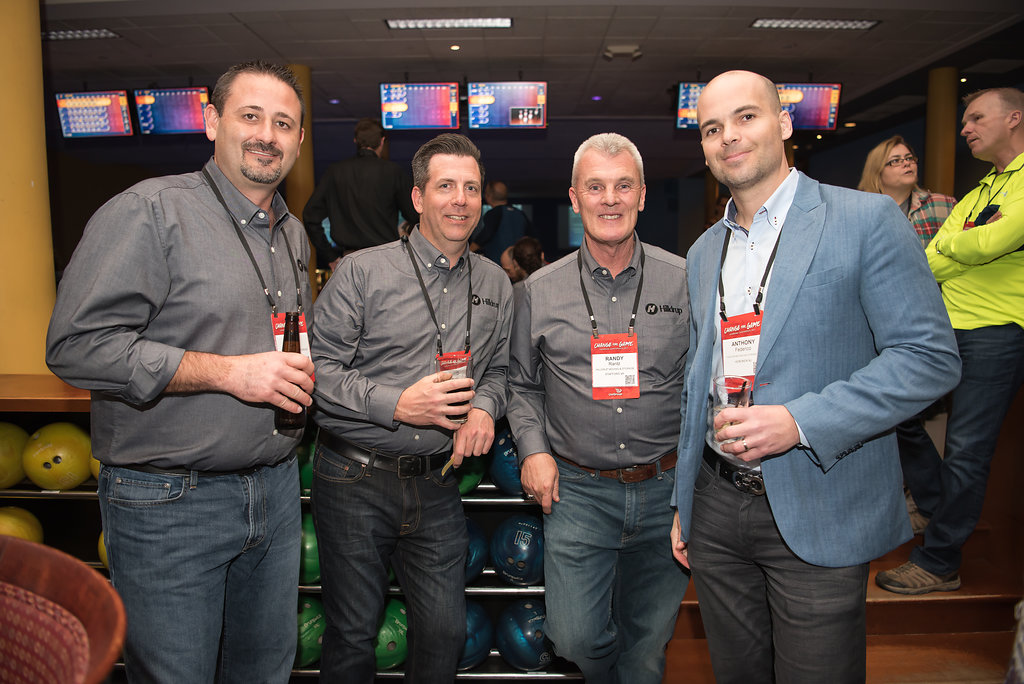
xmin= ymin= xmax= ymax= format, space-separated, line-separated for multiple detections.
xmin=303 ymin=117 xmax=418 ymax=269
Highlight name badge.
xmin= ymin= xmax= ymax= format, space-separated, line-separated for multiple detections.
xmin=721 ymin=310 xmax=761 ymax=387
xmin=272 ymin=312 xmax=314 ymax=380
xmin=591 ymin=333 xmax=640 ymax=400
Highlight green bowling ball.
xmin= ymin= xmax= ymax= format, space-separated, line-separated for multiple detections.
xmin=374 ymin=598 xmax=409 ymax=670
xmin=300 ymin=513 xmax=320 ymax=584
xmin=296 ymin=595 xmax=325 ymax=667
xmin=456 ymin=454 xmax=488 ymax=495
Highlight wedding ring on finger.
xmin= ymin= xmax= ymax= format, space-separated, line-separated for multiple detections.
xmin=742 ymin=438 xmax=750 ymax=452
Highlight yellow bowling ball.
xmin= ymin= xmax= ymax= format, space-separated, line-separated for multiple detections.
xmin=98 ymin=531 xmax=108 ymax=569
xmin=22 ymin=423 xmax=92 ymax=491
xmin=0 ymin=422 xmax=29 ymax=489
xmin=0 ymin=506 xmax=43 ymax=543
xmin=90 ymin=455 xmax=101 ymax=480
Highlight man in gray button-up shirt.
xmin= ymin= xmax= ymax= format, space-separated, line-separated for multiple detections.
xmin=507 ymin=133 xmax=689 ymax=683
xmin=46 ymin=62 xmax=314 ymax=683
xmin=310 ymin=133 xmax=513 ymax=682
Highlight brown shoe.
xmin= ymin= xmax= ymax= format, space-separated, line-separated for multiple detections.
xmin=909 ymin=509 xmax=929 ymax=535
xmin=876 ymin=561 xmax=960 ymax=595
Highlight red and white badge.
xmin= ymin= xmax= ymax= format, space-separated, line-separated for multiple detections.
xmin=272 ymin=312 xmax=314 ymax=379
xmin=720 ymin=310 xmax=761 ymax=387
xmin=591 ymin=333 xmax=640 ymax=400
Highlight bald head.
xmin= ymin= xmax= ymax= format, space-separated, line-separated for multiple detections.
xmin=699 ymin=70 xmax=782 ymax=123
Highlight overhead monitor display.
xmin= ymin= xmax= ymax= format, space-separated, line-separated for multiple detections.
xmin=676 ymin=82 xmax=842 ymax=131
xmin=468 ymin=81 xmax=547 ymax=129
xmin=55 ymin=90 xmax=133 ymax=138
xmin=135 ymin=87 xmax=208 ymax=134
xmin=380 ymin=82 xmax=459 ymax=130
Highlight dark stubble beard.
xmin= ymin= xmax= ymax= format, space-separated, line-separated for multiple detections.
xmin=240 ymin=141 xmax=283 ymax=185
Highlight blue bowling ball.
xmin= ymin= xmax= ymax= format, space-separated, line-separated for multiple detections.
xmin=495 ymin=599 xmax=553 ymax=671
xmin=488 ymin=428 xmax=522 ymax=495
xmin=489 ymin=514 xmax=543 ymax=586
xmin=465 ymin=517 xmax=488 ymax=584
xmin=458 ymin=599 xmax=494 ymax=671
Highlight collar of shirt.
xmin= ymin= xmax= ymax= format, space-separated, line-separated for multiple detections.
xmin=979 ymin=150 xmax=1024 ymax=192
xmin=723 ymin=167 xmax=799 ymax=238
xmin=203 ymin=157 xmax=292 ymax=234
xmin=408 ymin=224 xmax=468 ymax=272
xmin=579 ymin=231 xmax=640 ymax=281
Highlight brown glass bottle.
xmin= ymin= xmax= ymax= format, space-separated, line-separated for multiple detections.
xmin=275 ymin=312 xmax=306 ymax=430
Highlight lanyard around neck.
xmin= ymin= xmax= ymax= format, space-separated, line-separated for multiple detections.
xmin=202 ymin=168 xmax=303 ymax=314
xmin=402 ymin=235 xmax=473 ymax=356
xmin=718 ymin=225 xmax=782 ymax=321
xmin=969 ymin=165 xmax=1018 ymax=218
xmin=577 ymin=242 xmax=645 ymax=339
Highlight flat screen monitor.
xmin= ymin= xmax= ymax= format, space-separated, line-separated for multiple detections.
xmin=380 ymin=82 xmax=459 ymax=130
xmin=55 ymin=90 xmax=133 ymax=138
xmin=468 ymin=82 xmax=547 ymax=129
xmin=676 ymin=82 xmax=842 ymax=131
xmin=135 ymin=87 xmax=208 ymax=134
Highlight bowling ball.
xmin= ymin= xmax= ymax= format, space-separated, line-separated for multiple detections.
xmin=296 ymin=595 xmax=326 ymax=667
xmin=98 ymin=531 xmax=108 ymax=569
xmin=374 ymin=598 xmax=409 ymax=670
xmin=0 ymin=422 xmax=29 ymax=489
xmin=465 ymin=517 xmax=488 ymax=584
xmin=0 ymin=506 xmax=43 ymax=543
xmin=300 ymin=512 xmax=320 ymax=584
xmin=489 ymin=514 xmax=544 ymax=586
xmin=495 ymin=599 xmax=553 ymax=671
xmin=22 ymin=422 xmax=91 ymax=491
xmin=488 ymin=428 xmax=522 ymax=495
xmin=459 ymin=599 xmax=494 ymax=671
xmin=90 ymin=455 xmax=101 ymax=480
xmin=456 ymin=453 xmax=488 ymax=495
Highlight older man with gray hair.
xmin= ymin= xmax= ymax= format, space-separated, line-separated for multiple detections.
xmin=508 ymin=133 xmax=690 ymax=682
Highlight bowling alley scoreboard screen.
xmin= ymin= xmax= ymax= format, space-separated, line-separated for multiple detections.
xmin=134 ymin=87 xmax=208 ymax=135
xmin=55 ymin=87 xmax=209 ymax=138
xmin=676 ymin=82 xmax=842 ymax=131
xmin=468 ymin=82 xmax=547 ymax=129
xmin=380 ymin=82 xmax=460 ymax=130
xmin=55 ymin=90 xmax=134 ymax=138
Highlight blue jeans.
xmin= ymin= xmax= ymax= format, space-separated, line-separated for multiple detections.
xmin=689 ymin=459 xmax=869 ymax=684
xmin=909 ymin=324 xmax=1024 ymax=576
xmin=311 ymin=443 xmax=467 ymax=683
xmin=543 ymin=457 xmax=688 ymax=684
xmin=97 ymin=457 xmax=300 ymax=684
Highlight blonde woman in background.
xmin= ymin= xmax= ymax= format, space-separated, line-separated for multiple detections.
xmin=858 ymin=135 xmax=957 ymax=248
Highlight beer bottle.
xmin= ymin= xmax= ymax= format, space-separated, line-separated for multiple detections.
xmin=275 ymin=312 xmax=306 ymax=430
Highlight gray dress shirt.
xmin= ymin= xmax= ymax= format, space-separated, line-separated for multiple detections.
xmin=46 ymin=158 xmax=312 ymax=470
xmin=311 ymin=228 xmax=513 ymax=455
xmin=508 ymin=235 xmax=689 ymax=469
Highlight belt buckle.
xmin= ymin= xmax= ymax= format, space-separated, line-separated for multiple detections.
xmin=730 ymin=470 xmax=765 ymax=496
xmin=618 ymin=466 xmax=646 ymax=484
xmin=397 ymin=454 xmax=425 ymax=479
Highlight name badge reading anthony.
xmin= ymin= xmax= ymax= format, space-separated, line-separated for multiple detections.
xmin=272 ymin=312 xmax=315 ymax=380
xmin=721 ymin=310 xmax=761 ymax=387
xmin=591 ymin=333 xmax=640 ymax=400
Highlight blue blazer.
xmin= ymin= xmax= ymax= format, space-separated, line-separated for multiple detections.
xmin=674 ymin=173 xmax=961 ymax=568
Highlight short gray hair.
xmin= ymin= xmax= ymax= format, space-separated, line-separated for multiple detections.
xmin=571 ymin=133 xmax=644 ymax=187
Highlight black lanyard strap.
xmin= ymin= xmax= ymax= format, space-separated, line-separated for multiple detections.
xmin=202 ymin=168 xmax=303 ymax=314
xmin=577 ymin=241 xmax=645 ymax=339
xmin=402 ymin=235 xmax=473 ymax=356
xmin=718 ymin=224 xmax=783 ymax=321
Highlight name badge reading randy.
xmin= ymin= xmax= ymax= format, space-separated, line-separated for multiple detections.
xmin=272 ymin=312 xmax=315 ymax=380
xmin=721 ymin=310 xmax=761 ymax=387
xmin=591 ymin=333 xmax=640 ymax=400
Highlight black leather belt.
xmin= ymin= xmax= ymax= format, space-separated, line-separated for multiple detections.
xmin=703 ymin=444 xmax=765 ymax=496
xmin=553 ymin=451 xmax=676 ymax=483
xmin=317 ymin=429 xmax=448 ymax=479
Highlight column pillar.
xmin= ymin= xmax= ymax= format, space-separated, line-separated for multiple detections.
xmin=0 ymin=0 xmax=56 ymax=374
xmin=924 ymin=66 xmax=959 ymax=196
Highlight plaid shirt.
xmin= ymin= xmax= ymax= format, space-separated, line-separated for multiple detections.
xmin=909 ymin=189 xmax=957 ymax=248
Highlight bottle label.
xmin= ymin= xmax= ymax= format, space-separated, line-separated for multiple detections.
xmin=272 ymin=312 xmax=315 ymax=381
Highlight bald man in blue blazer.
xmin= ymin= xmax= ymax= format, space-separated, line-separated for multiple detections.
xmin=670 ymin=71 xmax=961 ymax=683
